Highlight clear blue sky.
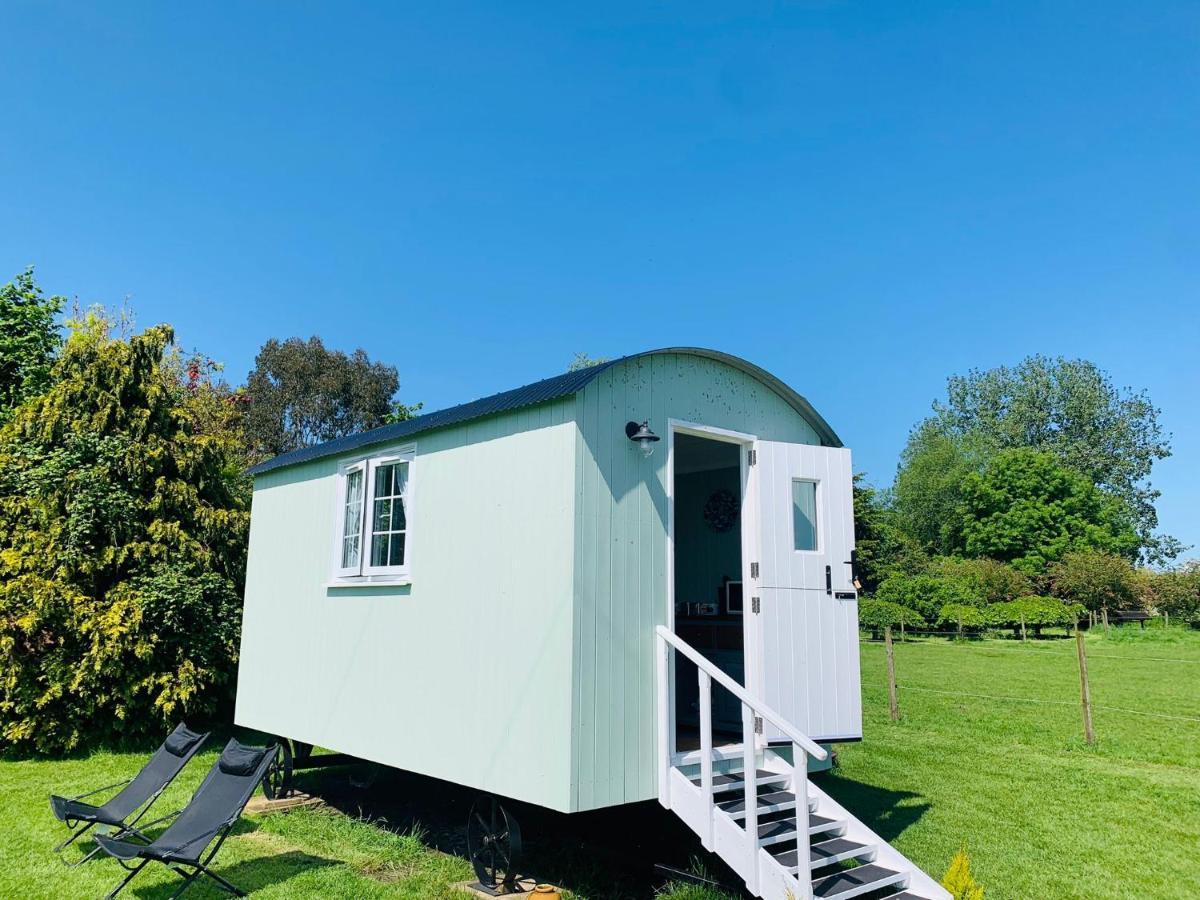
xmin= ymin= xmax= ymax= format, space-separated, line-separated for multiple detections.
xmin=3 ymin=2 xmax=1197 ymax=554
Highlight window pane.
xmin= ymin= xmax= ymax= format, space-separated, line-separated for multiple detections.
xmin=374 ymin=498 xmax=391 ymax=532
xmin=389 ymin=532 xmax=406 ymax=566
xmin=340 ymin=469 xmax=364 ymax=569
xmin=365 ymin=459 xmax=409 ymax=570
xmin=792 ymin=480 xmax=817 ymax=551
xmin=374 ymin=464 xmax=392 ymax=497
xmin=371 ymin=533 xmax=389 ymax=566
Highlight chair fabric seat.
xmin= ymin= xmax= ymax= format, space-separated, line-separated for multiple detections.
xmin=49 ymin=794 xmax=125 ymax=829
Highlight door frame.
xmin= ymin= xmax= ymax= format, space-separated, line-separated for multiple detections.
xmin=664 ymin=418 xmax=759 ymax=761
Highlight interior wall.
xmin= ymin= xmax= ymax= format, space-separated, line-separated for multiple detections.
xmin=673 ymin=466 xmax=742 ymax=609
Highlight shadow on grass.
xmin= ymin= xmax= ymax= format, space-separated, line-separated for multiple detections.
xmin=812 ymin=770 xmax=930 ymax=845
xmin=120 ymin=848 xmax=339 ymax=899
xmin=298 ymin=763 xmax=744 ymax=899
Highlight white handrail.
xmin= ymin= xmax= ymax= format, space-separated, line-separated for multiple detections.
xmin=656 ymin=625 xmax=828 ymax=761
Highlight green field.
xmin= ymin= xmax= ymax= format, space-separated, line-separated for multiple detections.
xmin=2 ymin=627 xmax=1197 ymax=899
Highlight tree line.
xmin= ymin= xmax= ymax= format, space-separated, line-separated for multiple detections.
xmin=854 ymin=355 xmax=1198 ymax=636
xmin=0 ymin=271 xmax=418 ymax=753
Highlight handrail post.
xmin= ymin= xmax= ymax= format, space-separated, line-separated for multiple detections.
xmin=793 ymin=741 xmax=813 ymax=899
xmin=698 ymin=670 xmax=714 ymax=850
xmin=742 ymin=704 xmax=759 ymax=895
xmin=656 ymin=631 xmax=670 ymax=808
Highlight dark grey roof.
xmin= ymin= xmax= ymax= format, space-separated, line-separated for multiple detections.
xmin=248 ymin=347 xmax=842 ymax=476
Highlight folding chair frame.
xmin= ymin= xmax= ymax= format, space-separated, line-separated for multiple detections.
xmin=99 ymin=743 xmax=280 ymax=900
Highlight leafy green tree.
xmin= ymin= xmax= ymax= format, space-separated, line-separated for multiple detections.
xmin=1146 ymin=564 xmax=1200 ymax=625
xmin=927 ymin=355 xmax=1176 ymax=562
xmin=244 ymin=336 xmax=409 ymax=457
xmin=1048 ymin=550 xmax=1141 ymax=615
xmin=875 ymin=573 xmax=984 ymax=620
xmin=568 ymin=351 xmax=609 ymax=371
xmin=853 ymin=475 xmax=928 ymax=593
xmin=987 ymin=596 xmax=1083 ymax=635
xmin=956 ymin=449 xmax=1138 ymax=572
xmin=858 ymin=599 xmax=926 ymax=638
xmin=929 ymin=557 xmax=1032 ymax=604
xmin=937 ymin=603 xmax=988 ymax=633
xmin=891 ymin=423 xmax=988 ymax=556
xmin=0 ymin=313 xmax=250 ymax=753
xmin=0 ymin=268 xmax=63 ymax=415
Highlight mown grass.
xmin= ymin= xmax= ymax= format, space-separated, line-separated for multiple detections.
xmin=3 ymin=627 xmax=1197 ymax=898
xmin=830 ymin=626 xmax=1200 ymax=900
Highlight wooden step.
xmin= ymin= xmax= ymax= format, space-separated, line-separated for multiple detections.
xmin=807 ymin=813 xmax=847 ymax=837
xmin=718 ymin=789 xmax=796 ymax=818
xmin=689 ymin=769 xmax=789 ymax=794
xmin=812 ymin=863 xmax=907 ymax=900
xmin=770 ymin=837 xmax=873 ymax=873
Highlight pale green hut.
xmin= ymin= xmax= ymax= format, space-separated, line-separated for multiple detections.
xmin=235 ymin=348 xmax=947 ymax=900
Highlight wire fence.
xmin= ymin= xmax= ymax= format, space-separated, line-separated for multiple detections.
xmin=860 ymin=682 xmax=1200 ymax=724
xmin=858 ymin=626 xmax=1200 ymax=735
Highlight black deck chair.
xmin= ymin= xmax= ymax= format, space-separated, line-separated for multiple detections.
xmin=94 ymin=738 xmax=279 ymax=900
xmin=49 ymin=723 xmax=209 ymax=867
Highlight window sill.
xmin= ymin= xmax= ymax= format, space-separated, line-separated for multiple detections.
xmin=323 ymin=577 xmax=412 ymax=589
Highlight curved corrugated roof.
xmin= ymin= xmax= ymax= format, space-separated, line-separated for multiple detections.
xmin=248 ymin=347 xmax=842 ymax=475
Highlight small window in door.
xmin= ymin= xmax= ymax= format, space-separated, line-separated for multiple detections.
xmin=792 ymin=479 xmax=818 ymax=551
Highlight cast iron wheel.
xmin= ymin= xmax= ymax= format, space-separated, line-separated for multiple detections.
xmin=466 ymin=795 xmax=522 ymax=890
xmin=262 ymin=739 xmax=294 ymax=800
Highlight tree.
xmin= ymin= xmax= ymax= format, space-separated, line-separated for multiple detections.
xmin=928 ymin=355 xmax=1176 ymax=562
xmin=568 ymin=352 xmax=609 ymax=371
xmin=853 ymin=475 xmax=928 ymax=593
xmin=875 ymin=573 xmax=984 ymax=620
xmin=0 ymin=268 xmax=63 ymax=415
xmin=858 ymin=599 xmax=926 ymax=638
xmin=243 ymin=337 xmax=405 ymax=457
xmin=1142 ymin=564 xmax=1200 ymax=625
xmin=1049 ymin=550 xmax=1141 ymax=615
xmin=0 ymin=313 xmax=250 ymax=753
xmin=929 ymin=557 xmax=1032 ymax=604
xmin=891 ymin=423 xmax=988 ymax=556
xmin=956 ymin=449 xmax=1139 ymax=573
xmin=988 ymin=596 xmax=1084 ymax=635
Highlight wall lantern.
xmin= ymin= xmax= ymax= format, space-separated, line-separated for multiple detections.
xmin=625 ymin=420 xmax=660 ymax=458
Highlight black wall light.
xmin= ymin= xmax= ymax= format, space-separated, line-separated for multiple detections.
xmin=625 ymin=420 xmax=660 ymax=457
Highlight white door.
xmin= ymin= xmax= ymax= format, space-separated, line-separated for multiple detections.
xmin=751 ymin=441 xmax=861 ymax=742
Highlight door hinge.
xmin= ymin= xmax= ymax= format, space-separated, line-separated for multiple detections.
xmin=748 ymin=449 xmax=757 ymax=466
xmin=751 ymin=596 xmax=761 ymax=614
xmin=750 ymin=562 xmax=759 ymax=579
xmin=753 ymin=716 xmax=763 ymax=735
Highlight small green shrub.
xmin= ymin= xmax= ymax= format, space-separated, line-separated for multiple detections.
xmin=942 ymin=847 xmax=985 ymax=899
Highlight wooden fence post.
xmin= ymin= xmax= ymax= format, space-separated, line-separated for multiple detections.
xmin=1076 ymin=624 xmax=1095 ymax=745
xmin=1020 ymin=614 xmax=1027 ymax=643
xmin=1102 ymin=607 xmax=1109 ymax=635
xmin=885 ymin=626 xmax=900 ymax=722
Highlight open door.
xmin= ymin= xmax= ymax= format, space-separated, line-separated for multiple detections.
xmin=751 ymin=441 xmax=861 ymax=743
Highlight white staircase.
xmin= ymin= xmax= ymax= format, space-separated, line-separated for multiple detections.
xmin=656 ymin=627 xmax=949 ymax=900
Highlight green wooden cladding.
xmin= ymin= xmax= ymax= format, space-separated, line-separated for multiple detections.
xmin=235 ymin=350 xmax=825 ymax=813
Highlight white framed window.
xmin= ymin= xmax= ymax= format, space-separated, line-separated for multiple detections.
xmin=791 ymin=478 xmax=819 ymax=553
xmin=332 ymin=446 xmax=414 ymax=582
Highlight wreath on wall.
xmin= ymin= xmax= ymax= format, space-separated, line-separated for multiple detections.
xmin=703 ymin=489 xmax=739 ymax=533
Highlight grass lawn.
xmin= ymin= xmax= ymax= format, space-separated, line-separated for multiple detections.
xmin=2 ymin=626 xmax=1197 ymax=899
xmin=828 ymin=625 xmax=1200 ymax=899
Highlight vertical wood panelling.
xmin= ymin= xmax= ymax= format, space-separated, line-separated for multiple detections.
xmin=754 ymin=441 xmax=860 ymax=743
xmin=236 ymin=398 xmax=578 ymax=812
xmin=571 ymin=354 xmax=823 ymax=811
